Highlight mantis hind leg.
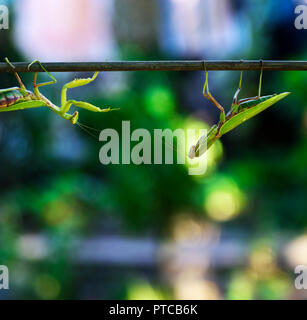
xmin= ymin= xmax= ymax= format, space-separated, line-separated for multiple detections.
xmin=258 ymin=59 xmax=263 ymax=98
xmin=27 ymin=60 xmax=57 ymax=90
xmin=5 ymin=57 xmax=26 ymax=89
xmin=202 ymin=71 xmax=226 ymax=122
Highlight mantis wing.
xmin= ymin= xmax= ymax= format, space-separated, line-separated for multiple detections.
xmin=189 ymin=92 xmax=290 ymax=159
xmin=0 ymin=87 xmax=20 ymax=93
xmin=220 ymin=92 xmax=290 ymax=135
xmin=0 ymin=100 xmax=46 ymax=112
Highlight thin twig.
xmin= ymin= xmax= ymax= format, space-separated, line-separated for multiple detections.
xmin=1 ymin=60 xmax=307 ymax=73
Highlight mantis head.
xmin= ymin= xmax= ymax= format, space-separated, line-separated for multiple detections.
xmin=70 ymin=111 xmax=79 ymax=125
xmin=188 ymin=125 xmax=219 ymax=159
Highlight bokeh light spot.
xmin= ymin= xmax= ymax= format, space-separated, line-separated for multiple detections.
xmin=204 ymin=177 xmax=245 ymax=222
xmin=227 ymin=273 xmax=254 ymax=300
xmin=34 ymin=274 xmax=61 ymax=299
xmin=127 ymin=280 xmax=165 ymax=300
xmin=144 ymin=86 xmax=175 ymax=118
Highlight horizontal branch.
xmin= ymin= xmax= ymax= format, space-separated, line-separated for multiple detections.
xmin=1 ymin=60 xmax=307 ymax=73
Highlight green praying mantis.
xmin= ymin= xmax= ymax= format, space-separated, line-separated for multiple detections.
xmin=0 ymin=58 xmax=117 ymax=127
xmin=188 ymin=61 xmax=291 ymax=159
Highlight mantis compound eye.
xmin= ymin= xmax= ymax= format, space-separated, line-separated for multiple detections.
xmin=70 ymin=111 xmax=79 ymax=124
xmin=188 ymin=145 xmax=196 ymax=159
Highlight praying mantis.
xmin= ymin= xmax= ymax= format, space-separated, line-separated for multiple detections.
xmin=0 ymin=58 xmax=117 ymax=126
xmin=188 ymin=61 xmax=291 ymax=159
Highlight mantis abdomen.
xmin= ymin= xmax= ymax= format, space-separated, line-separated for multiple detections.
xmin=0 ymin=88 xmax=31 ymax=108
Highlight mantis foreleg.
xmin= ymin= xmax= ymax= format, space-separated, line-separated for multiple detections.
xmin=59 ymin=72 xmax=118 ymax=118
xmin=60 ymin=72 xmax=99 ymax=107
xmin=62 ymin=100 xmax=113 ymax=114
